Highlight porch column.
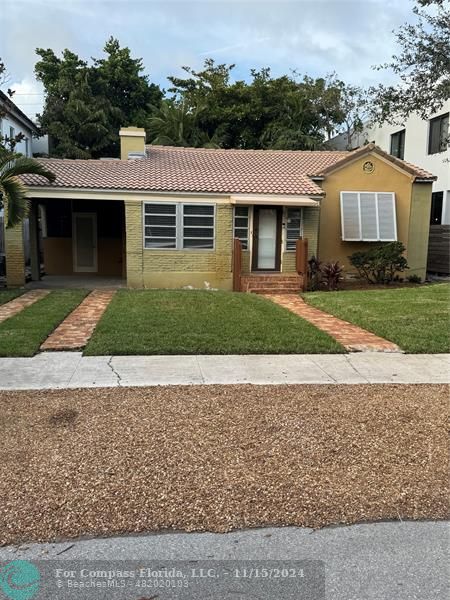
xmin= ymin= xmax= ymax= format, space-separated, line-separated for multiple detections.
xmin=124 ymin=199 xmax=144 ymax=288
xmin=29 ymin=200 xmax=40 ymax=281
xmin=5 ymin=221 xmax=25 ymax=287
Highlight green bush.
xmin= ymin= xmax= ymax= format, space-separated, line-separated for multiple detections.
xmin=407 ymin=274 xmax=422 ymax=284
xmin=349 ymin=242 xmax=408 ymax=284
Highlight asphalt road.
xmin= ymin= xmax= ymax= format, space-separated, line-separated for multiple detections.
xmin=0 ymin=521 xmax=448 ymax=599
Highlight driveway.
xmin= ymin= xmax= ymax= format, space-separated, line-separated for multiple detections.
xmin=0 ymin=521 xmax=447 ymax=599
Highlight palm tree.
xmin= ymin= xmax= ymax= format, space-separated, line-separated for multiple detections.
xmin=0 ymin=151 xmax=55 ymax=227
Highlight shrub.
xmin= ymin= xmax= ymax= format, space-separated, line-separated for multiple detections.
xmin=321 ymin=261 xmax=344 ymax=291
xmin=349 ymin=242 xmax=408 ymax=284
xmin=407 ymin=274 xmax=422 ymax=284
xmin=307 ymin=256 xmax=322 ymax=291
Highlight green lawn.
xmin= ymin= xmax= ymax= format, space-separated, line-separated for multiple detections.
xmin=0 ymin=290 xmax=23 ymax=305
xmin=85 ymin=290 xmax=344 ymax=355
xmin=0 ymin=290 xmax=88 ymax=357
xmin=304 ymin=283 xmax=450 ymax=353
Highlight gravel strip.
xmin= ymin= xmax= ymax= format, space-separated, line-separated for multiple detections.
xmin=0 ymin=384 xmax=448 ymax=545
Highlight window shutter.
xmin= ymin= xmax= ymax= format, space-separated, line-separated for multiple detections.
xmin=360 ymin=192 xmax=378 ymax=241
xmin=377 ymin=193 xmax=397 ymax=241
xmin=340 ymin=192 xmax=360 ymax=240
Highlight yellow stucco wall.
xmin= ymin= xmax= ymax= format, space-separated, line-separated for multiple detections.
xmin=318 ymin=152 xmax=430 ymax=277
xmin=42 ymin=237 xmax=123 ymax=276
xmin=407 ymin=183 xmax=433 ymax=279
xmin=125 ymin=200 xmax=233 ymax=289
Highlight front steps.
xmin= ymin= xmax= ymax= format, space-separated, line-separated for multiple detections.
xmin=240 ymin=273 xmax=303 ymax=294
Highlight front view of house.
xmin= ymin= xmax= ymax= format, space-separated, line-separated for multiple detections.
xmin=4 ymin=127 xmax=435 ymax=289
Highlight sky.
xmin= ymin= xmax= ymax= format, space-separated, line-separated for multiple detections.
xmin=0 ymin=0 xmax=419 ymax=120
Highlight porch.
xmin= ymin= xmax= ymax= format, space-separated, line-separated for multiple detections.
xmin=231 ymin=201 xmax=317 ymax=293
xmin=3 ymin=197 xmax=126 ymax=287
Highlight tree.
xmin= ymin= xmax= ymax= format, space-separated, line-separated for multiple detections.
xmin=327 ymin=79 xmax=371 ymax=149
xmin=0 ymin=150 xmax=55 ymax=227
xmin=371 ymin=0 xmax=450 ymax=122
xmin=156 ymin=59 xmax=346 ymax=150
xmin=35 ymin=38 xmax=162 ymax=158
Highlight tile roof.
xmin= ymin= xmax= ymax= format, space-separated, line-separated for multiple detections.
xmin=22 ymin=144 xmax=436 ymax=196
xmin=319 ymin=143 xmax=437 ymax=180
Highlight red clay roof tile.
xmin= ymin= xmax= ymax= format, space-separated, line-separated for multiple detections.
xmin=22 ymin=144 xmax=435 ymax=196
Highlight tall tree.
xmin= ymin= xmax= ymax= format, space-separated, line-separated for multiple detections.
xmin=35 ymin=39 xmax=162 ymax=158
xmin=152 ymin=59 xmax=346 ymax=150
xmin=371 ymin=0 xmax=450 ymax=122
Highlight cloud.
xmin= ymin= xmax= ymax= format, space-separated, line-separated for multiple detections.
xmin=1 ymin=0 xmax=414 ymax=107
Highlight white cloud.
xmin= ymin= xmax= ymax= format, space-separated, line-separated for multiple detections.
xmin=0 ymin=0 xmax=414 ymax=97
xmin=6 ymin=78 xmax=45 ymax=121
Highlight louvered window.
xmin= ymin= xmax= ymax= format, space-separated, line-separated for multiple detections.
xmin=285 ymin=208 xmax=303 ymax=250
xmin=144 ymin=203 xmax=215 ymax=249
xmin=340 ymin=192 xmax=397 ymax=242
xmin=233 ymin=206 xmax=249 ymax=249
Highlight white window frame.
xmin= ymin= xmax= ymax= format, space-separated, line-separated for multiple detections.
xmin=340 ymin=191 xmax=397 ymax=242
xmin=285 ymin=207 xmax=304 ymax=251
xmin=143 ymin=202 xmax=216 ymax=251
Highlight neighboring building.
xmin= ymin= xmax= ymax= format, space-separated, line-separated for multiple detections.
xmin=4 ymin=127 xmax=435 ymax=288
xmin=0 ymin=90 xmax=38 ymax=157
xmin=329 ymin=101 xmax=450 ymax=226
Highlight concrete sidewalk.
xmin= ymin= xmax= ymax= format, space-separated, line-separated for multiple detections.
xmin=0 ymin=352 xmax=448 ymax=389
xmin=0 ymin=522 xmax=447 ymax=600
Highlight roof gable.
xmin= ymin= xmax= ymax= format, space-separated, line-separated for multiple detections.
xmin=319 ymin=143 xmax=436 ymax=181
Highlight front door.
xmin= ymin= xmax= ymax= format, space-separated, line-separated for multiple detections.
xmin=252 ymin=207 xmax=282 ymax=271
xmin=72 ymin=212 xmax=97 ymax=273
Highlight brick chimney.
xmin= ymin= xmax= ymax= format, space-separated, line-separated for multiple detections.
xmin=119 ymin=127 xmax=146 ymax=160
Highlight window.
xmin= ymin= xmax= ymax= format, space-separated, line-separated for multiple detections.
xmin=233 ymin=206 xmax=249 ymax=249
xmin=182 ymin=204 xmax=214 ymax=249
xmin=430 ymin=191 xmax=443 ymax=225
xmin=144 ymin=203 xmax=215 ymax=250
xmin=340 ymin=192 xmax=397 ymax=242
xmin=144 ymin=204 xmax=177 ymax=248
xmin=9 ymin=126 xmax=15 ymax=140
xmin=390 ymin=129 xmax=405 ymax=159
xmin=428 ymin=113 xmax=449 ymax=155
xmin=285 ymin=208 xmax=303 ymax=250
xmin=25 ymin=138 xmax=29 ymax=157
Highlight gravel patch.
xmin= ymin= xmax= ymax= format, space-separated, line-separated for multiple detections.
xmin=0 ymin=384 xmax=448 ymax=545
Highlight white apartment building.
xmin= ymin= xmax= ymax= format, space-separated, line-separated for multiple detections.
xmin=330 ymin=100 xmax=450 ymax=226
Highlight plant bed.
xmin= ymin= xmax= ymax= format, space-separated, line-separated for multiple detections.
xmin=0 ymin=384 xmax=447 ymax=545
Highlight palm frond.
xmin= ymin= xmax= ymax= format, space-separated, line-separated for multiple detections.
xmin=0 ymin=153 xmax=55 ymax=227
xmin=0 ymin=155 xmax=56 ymax=183
xmin=1 ymin=177 xmax=29 ymax=228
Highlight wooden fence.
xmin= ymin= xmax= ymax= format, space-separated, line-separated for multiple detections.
xmin=427 ymin=225 xmax=450 ymax=274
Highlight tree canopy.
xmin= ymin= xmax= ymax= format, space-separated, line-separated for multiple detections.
xmin=148 ymin=60 xmax=348 ymax=150
xmin=35 ymin=37 xmax=162 ymax=158
xmin=371 ymin=0 xmax=450 ymax=122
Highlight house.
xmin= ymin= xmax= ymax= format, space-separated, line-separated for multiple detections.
xmin=4 ymin=127 xmax=435 ymax=289
xmin=329 ymin=101 xmax=450 ymax=226
xmin=0 ymin=90 xmax=45 ymax=157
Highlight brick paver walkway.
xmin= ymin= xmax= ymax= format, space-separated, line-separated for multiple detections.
xmin=0 ymin=290 xmax=50 ymax=324
xmin=41 ymin=289 xmax=116 ymax=351
xmin=265 ymin=294 xmax=400 ymax=352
